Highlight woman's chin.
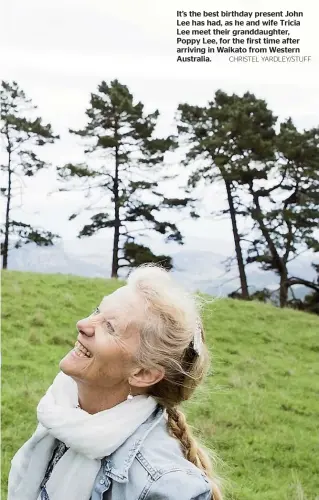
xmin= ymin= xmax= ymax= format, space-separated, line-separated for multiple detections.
xmin=59 ymin=349 xmax=89 ymax=374
xmin=59 ymin=351 xmax=72 ymax=374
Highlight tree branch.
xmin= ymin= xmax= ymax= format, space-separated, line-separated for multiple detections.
xmin=287 ymin=276 xmax=319 ymax=293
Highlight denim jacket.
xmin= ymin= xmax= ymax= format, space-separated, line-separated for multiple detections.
xmin=91 ymin=406 xmax=211 ymax=500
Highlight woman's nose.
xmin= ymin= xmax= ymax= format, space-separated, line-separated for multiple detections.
xmin=76 ymin=318 xmax=95 ymax=337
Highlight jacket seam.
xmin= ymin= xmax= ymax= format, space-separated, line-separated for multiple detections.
xmin=135 ymin=451 xmax=161 ymax=481
xmin=138 ymin=468 xmax=208 ymax=500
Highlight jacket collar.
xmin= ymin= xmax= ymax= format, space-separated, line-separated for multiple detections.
xmin=102 ymin=405 xmax=165 ymax=483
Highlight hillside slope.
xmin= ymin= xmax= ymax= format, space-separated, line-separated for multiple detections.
xmin=2 ymin=271 xmax=319 ymax=500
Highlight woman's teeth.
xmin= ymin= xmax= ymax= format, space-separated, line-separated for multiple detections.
xmin=73 ymin=341 xmax=92 ymax=358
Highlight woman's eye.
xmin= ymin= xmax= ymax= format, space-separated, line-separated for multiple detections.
xmin=91 ymin=308 xmax=114 ymax=333
xmin=104 ymin=320 xmax=114 ymax=333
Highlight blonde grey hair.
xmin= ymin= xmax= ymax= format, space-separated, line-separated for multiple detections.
xmin=126 ymin=263 xmax=223 ymax=500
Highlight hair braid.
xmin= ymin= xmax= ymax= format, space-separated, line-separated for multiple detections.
xmin=167 ymin=408 xmax=223 ymax=500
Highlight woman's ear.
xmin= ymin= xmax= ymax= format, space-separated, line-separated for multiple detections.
xmin=129 ymin=366 xmax=165 ymax=389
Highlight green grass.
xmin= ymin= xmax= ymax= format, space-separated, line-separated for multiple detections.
xmin=2 ymin=270 xmax=319 ymax=500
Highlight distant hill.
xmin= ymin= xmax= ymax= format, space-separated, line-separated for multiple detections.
xmin=4 ymin=239 xmax=315 ymax=299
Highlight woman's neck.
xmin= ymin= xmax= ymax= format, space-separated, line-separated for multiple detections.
xmin=76 ymin=382 xmax=129 ymax=414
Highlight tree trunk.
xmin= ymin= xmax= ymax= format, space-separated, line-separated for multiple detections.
xmin=279 ymin=271 xmax=289 ymax=308
xmin=111 ymin=144 xmax=120 ymax=278
xmin=3 ymin=132 xmax=12 ymax=270
xmin=251 ymin=190 xmax=289 ymax=307
xmin=224 ymin=179 xmax=249 ymax=298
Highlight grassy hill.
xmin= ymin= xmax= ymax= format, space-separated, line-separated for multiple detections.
xmin=2 ymin=270 xmax=319 ymax=500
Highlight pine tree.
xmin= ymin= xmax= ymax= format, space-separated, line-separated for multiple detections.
xmin=177 ymin=90 xmax=276 ymax=299
xmin=246 ymin=119 xmax=319 ymax=307
xmin=58 ymin=80 xmax=194 ymax=277
xmin=1 ymin=81 xmax=59 ymax=269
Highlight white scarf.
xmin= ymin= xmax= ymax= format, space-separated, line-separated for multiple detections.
xmin=8 ymin=371 xmax=158 ymax=500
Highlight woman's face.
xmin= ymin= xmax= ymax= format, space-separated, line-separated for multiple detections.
xmin=59 ymin=285 xmax=144 ymax=390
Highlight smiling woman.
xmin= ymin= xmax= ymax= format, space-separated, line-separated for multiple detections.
xmin=7 ymin=264 xmax=223 ymax=500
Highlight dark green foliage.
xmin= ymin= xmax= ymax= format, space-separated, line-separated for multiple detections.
xmin=0 ymin=81 xmax=60 ymax=268
xmin=59 ymin=80 xmax=194 ymax=277
xmin=229 ymin=288 xmax=272 ymax=303
xmin=0 ymin=221 xmax=57 ymax=252
xmin=122 ymin=241 xmax=172 ymax=270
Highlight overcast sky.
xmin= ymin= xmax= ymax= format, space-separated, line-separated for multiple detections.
xmin=1 ymin=0 xmax=318 ymax=258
